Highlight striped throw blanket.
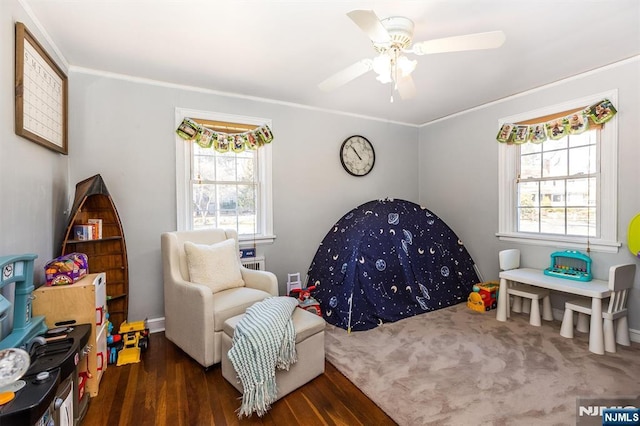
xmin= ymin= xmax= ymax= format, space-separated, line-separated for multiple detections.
xmin=227 ymin=296 xmax=299 ymax=417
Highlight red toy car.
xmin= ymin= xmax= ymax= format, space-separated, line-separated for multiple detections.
xmin=290 ymin=286 xmax=322 ymax=316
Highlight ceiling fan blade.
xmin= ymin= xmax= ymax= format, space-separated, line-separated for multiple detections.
xmin=318 ymin=59 xmax=374 ymax=91
xmin=411 ymin=30 xmax=506 ymax=55
xmin=347 ymin=10 xmax=391 ymax=44
xmin=397 ymin=75 xmax=417 ymax=100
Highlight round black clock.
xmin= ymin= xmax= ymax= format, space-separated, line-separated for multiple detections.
xmin=340 ymin=135 xmax=375 ymax=177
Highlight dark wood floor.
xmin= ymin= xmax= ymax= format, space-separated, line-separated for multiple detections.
xmin=82 ymin=332 xmax=396 ymax=426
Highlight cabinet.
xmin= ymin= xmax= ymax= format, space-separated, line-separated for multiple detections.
xmin=61 ymin=174 xmax=129 ymax=332
xmin=32 ymin=273 xmax=107 ymax=397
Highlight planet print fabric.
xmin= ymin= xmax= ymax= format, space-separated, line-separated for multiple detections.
xmin=308 ymin=199 xmax=480 ymax=332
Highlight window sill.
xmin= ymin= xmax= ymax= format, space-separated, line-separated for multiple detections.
xmin=239 ymin=234 xmax=276 ymax=246
xmin=495 ymin=232 xmax=620 ymax=253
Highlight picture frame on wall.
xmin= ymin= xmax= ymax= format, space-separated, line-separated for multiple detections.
xmin=14 ymin=22 xmax=68 ymax=155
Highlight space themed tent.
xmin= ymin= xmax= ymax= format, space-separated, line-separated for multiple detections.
xmin=308 ymin=199 xmax=480 ymax=331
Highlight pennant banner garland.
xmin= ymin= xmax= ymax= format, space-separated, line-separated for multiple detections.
xmin=176 ymin=118 xmax=273 ymax=152
xmin=496 ymin=98 xmax=617 ymax=144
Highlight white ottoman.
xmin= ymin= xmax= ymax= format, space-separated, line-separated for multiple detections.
xmin=221 ymin=307 xmax=326 ymax=400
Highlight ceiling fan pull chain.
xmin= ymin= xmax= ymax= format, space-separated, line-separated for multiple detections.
xmin=391 ymin=47 xmax=398 ymax=102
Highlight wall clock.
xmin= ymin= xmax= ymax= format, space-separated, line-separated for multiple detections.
xmin=340 ymin=135 xmax=375 ymax=177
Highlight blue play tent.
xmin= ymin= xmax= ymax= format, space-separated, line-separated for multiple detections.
xmin=307 ymin=199 xmax=480 ymax=331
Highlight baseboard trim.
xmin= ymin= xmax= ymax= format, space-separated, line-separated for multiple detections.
xmin=147 ymin=317 xmax=165 ymax=334
xmin=148 ymin=312 xmax=640 ymax=343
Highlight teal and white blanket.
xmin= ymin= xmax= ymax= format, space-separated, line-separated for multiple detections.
xmin=227 ymin=296 xmax=299 ymax=417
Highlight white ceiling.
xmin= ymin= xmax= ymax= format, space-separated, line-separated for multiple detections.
xmin=22 ymin=0 xmax=640 ymax=126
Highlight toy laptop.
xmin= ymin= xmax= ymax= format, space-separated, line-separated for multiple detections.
xmin=543 ymin=250 xmax=592 ymax=282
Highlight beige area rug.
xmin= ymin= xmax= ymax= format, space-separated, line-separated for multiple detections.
xmin=325 ymin=303 xmax=640 ymax=426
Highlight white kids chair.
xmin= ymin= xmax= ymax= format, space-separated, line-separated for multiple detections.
xmin=560 ymin=263 xmax=635 ymax=353
xmin=500 ymin=249 xmax=553 ymax=326
xmin=287 ymin=272 xmax=303 ymax=295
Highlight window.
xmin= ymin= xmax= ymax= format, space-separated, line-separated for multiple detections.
xmin=497 ymin=92 xmax=620 ymax=253
xmin=175 ymin=108 xmax=274 ymax=244
xmin=192 ymin=133 xmax=258 ymax=234
xmin=517 ymin=131 xmax=596 ymax=236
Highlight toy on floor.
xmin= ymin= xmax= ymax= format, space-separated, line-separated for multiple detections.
xmin=290 ymin=286 xmax=322 ymax=316
xmin=116 ymin=319 xmax=150 ymax=366
xmin=467 ymin=281 xmax=499 ymax=312
xmin=286 ymin=272 xmax=303 ymax=295
xmin=105 ymin=313 xmax=123 ymax=365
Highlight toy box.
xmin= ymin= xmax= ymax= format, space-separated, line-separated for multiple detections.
xmin=44 ymin=252 xmax=89 ymax=286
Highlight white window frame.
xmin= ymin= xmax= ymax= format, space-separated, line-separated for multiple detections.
xmin=175 ymin=107 xmax=275 ymax=245
xmin=497 ymin=90 xmax=620 ymax=253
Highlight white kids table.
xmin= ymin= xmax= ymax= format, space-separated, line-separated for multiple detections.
xmin=496 ymin=268 xmax=610 ymax=354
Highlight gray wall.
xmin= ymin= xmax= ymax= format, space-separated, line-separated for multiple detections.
xmin=418 ymin=59 xmax=640 ymax=330
xmin=68 ymin=72 xmax=419 ymax=321
xmin=0 ymin=0 xmax=69 ymax=282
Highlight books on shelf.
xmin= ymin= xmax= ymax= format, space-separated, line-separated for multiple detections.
xmin=88 ymin=218 xmax=103 ymax=239
xmin=73 ymin=219 xmax=103 ymax=240
xmin=73 ymin=225 xmax=92 ymax=241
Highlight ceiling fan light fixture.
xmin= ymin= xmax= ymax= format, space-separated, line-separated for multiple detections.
xmin=373 ymin=51 xmax=416 ymax=85
xmin=397 ymin=55 xmax=417 ymax=77
xmin=373 ymin=54 xmax=392 ymax=83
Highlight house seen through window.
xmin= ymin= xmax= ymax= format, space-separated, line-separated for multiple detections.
xmin=517 ymin=130 xmax=597 ymax=237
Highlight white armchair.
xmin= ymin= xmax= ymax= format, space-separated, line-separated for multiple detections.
xmin=161 ymin=229 xmax=278 ymax=368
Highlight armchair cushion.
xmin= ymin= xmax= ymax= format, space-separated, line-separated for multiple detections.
xmin=184 ymin=239 xmax=244 ymax=293
xmin=212 ymin=287 xmax=275 ymax=332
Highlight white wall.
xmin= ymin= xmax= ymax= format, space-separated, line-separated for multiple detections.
xmin=418 ymin=58 xmax=640 ymax=330
xmin=68 ymin=71 xmax=419 ymax=321
xmin=0 ymin=0 xmax=69 ymax=281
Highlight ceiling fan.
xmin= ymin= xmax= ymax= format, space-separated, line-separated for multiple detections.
xmin=318 ymin=10 xmax=506 ymax=101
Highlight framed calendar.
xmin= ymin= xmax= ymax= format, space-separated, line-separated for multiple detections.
xmin=15 ymin=22 xmax=68 ymax=155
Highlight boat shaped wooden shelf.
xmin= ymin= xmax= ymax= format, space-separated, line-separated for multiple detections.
xmin=61 ymin=174 xmax=129 ymax=331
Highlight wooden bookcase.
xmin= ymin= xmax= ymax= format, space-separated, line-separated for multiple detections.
xmin=61 ymin=174 xmax=129 ymax=332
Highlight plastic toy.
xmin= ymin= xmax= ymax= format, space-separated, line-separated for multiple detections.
xmin=116 ymin=319 xmax=150 ymax=366
xmin=544 ymin=250 xmax=592 ymax=282
xmin=467 ymin=281 xmax=499 ymax=312
xmin=78 ymin=371 xmax=90 ymax=401
xmin=290 ymin=286 xmax=322 ymax=316
xmin=467 ymin=292 xmax=485 ymax=313
xmin=105 ymin=313 xmax=123 ymax=365
xmin=286 ymin=272 xmax=303 ymax=295
xmin=628 ymin=213 xmax=640 ymax=258
xmin=44 ymin=252 xmax=88 ymax=286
